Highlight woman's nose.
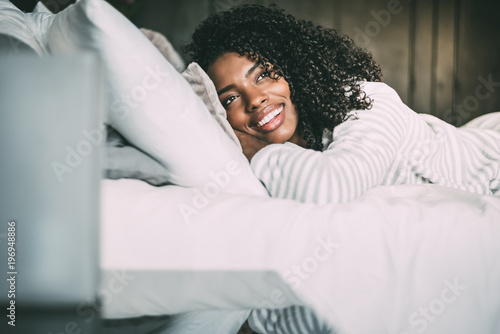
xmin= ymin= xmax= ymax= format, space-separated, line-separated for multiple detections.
xmin=246 ymin=87 xmax=269 ymax=112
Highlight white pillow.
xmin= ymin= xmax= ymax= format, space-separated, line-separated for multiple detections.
xmin=26 ymin=3 xmax=55 ymax=53
xmin=181 ymin=62 xmax=242 ymax=150
xmin=0 ymin=1 xmax=44 ymax=55
xmin=140 ymin=27 xmax=185 ymax=73
xmin=47 ymin=0 xmax=268 ymax=196
xmin=32 ymin=1 xmax=51 ymax=13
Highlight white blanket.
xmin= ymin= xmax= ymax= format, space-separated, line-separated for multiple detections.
xmin=100 ymin=180 xmax=500 ymax=333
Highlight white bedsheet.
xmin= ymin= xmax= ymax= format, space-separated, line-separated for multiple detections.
xmin=100 ymin=179 xmax=500 ymax=333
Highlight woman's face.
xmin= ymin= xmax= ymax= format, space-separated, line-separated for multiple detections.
xmin=207 ymin=52 xmax=304 ymax=146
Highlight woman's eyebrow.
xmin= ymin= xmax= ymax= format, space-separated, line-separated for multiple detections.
xmin=217 ymin=62 xmax=262 ymax=96
xmin=217 ymin=85 xmax=234 ymax=96
xmin=245 ymin=62 xmax=261 ymax=78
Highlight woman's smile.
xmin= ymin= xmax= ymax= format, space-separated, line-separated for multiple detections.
xmin=251 ymin=103 xmax=284 ymax=131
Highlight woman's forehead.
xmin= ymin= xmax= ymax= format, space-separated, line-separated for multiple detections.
xmin=207 ymin=52 xmax=260 ymax=86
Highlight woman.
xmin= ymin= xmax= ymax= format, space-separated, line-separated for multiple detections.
xmin=186 ymin=4 xmax=381 ymax=150
xmin=185 ymin=4 xmax=500 ymax=333
xmin=185 ymin=4 xmax=500 ymax=206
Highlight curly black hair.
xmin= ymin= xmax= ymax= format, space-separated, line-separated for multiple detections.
xmin=184 ymin=4 xmax=382 ymax=150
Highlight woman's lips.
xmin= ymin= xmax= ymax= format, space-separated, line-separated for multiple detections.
xmin=252 ymin=104 xmax=284 ymax=132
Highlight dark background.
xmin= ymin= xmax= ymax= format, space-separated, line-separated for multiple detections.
xmin=12 ymin=0 xmax=500 ymax=126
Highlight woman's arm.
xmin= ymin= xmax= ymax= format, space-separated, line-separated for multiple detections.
xmin=250 ymin=82 xmax=410 ymax=204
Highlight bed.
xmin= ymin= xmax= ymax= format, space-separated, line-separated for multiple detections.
xmin=2 ymin=0 xmax=500 ymax=333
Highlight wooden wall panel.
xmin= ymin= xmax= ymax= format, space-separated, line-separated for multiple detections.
xmin=410 ymin=0 xmax=434 ymax=115
xmin=433 ymin=0 xmax=458 ymax=122
xmin=339 ymin=0 xmax=411 ymax=102
xmin=257 ymin=0 xmax=337 ymax=29
xmin=132 ymin=0 xmax=211 ymax=60
xmin=454 ymin=0 xmax=500 ymax=125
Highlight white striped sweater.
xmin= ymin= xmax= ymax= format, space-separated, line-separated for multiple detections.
xmin=247 ymin=82 xmax=500 ymax=334
xmin=251 ymin=82 xmax=500 ymax=205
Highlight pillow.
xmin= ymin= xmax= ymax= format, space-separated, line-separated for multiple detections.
xmin=102 ymin=62 xmax=242 ymax=187
xmin=140 ymin=27 xmax=185 ymax=73
xmin=26 ymin=6 xmax=55 ymax=53
xmin=101 ymin=62 xmax=242 ymax=186
xmin=181 ymin=62 xmax=241 ymax=150
xmin=32 ymin=1 xmax=51 ymax=13
xmin=0 ymin=1 xmax=56 ymax=56
xmin=47 ymin=0 xmax=268 ymax=196
xmin=104 ymin=126 xmax=172 ymax=186
xmin=101 ymin=42 xmax=237 ymax=186
xmin=0 ymin=1 xmax=44 ymax=55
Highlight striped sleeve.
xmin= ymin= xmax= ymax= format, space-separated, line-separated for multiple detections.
xmin=247 ymin=306 xmax=335 ymax=334
xmin=250 ymin=82 xmax=409 ymax=204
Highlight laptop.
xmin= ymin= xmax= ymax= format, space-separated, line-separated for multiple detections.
xmin=0 ymin=52 xmax=103 ymax=333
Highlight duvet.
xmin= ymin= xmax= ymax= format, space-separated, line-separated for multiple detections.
xmin=100 ymin=179 xmax=500 ymax=334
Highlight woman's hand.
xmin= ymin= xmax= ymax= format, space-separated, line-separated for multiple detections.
xmin=234 ymin=130 xmax=269 ymax=162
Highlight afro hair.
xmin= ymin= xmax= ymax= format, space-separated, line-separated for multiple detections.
xmin=184 ymin=4 xmax=383 ymax=150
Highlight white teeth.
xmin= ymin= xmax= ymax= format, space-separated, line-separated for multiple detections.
xmin=257 ymin=105 xmax=283 ymax=127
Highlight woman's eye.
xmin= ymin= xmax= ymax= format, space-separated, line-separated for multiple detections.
xmin=222 ymin=95 xmax=237 ymax=107
xmin=257 ymin=71 xmax=270 ymax=82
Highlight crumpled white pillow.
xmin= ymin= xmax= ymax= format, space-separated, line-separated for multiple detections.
xmin=181 ymin=62 xmax=242 ymax=150
xmin=47 ymin=0 xmax=267 ymax=196
xmin=140 ymin=27 xmax=185 ymax=73
xmin=0 ymin=1 xmax=57 ymax=56
xmin=26 ymin=7 xmax=55 ymax=54
xmin=0 ymin=0 xmax=45 ymax=55
xmin=32 ymin=1 xmax=51 ymax=13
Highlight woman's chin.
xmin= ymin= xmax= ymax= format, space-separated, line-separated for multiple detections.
xmin=260 ymin=132 xmax=294 ymax=145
